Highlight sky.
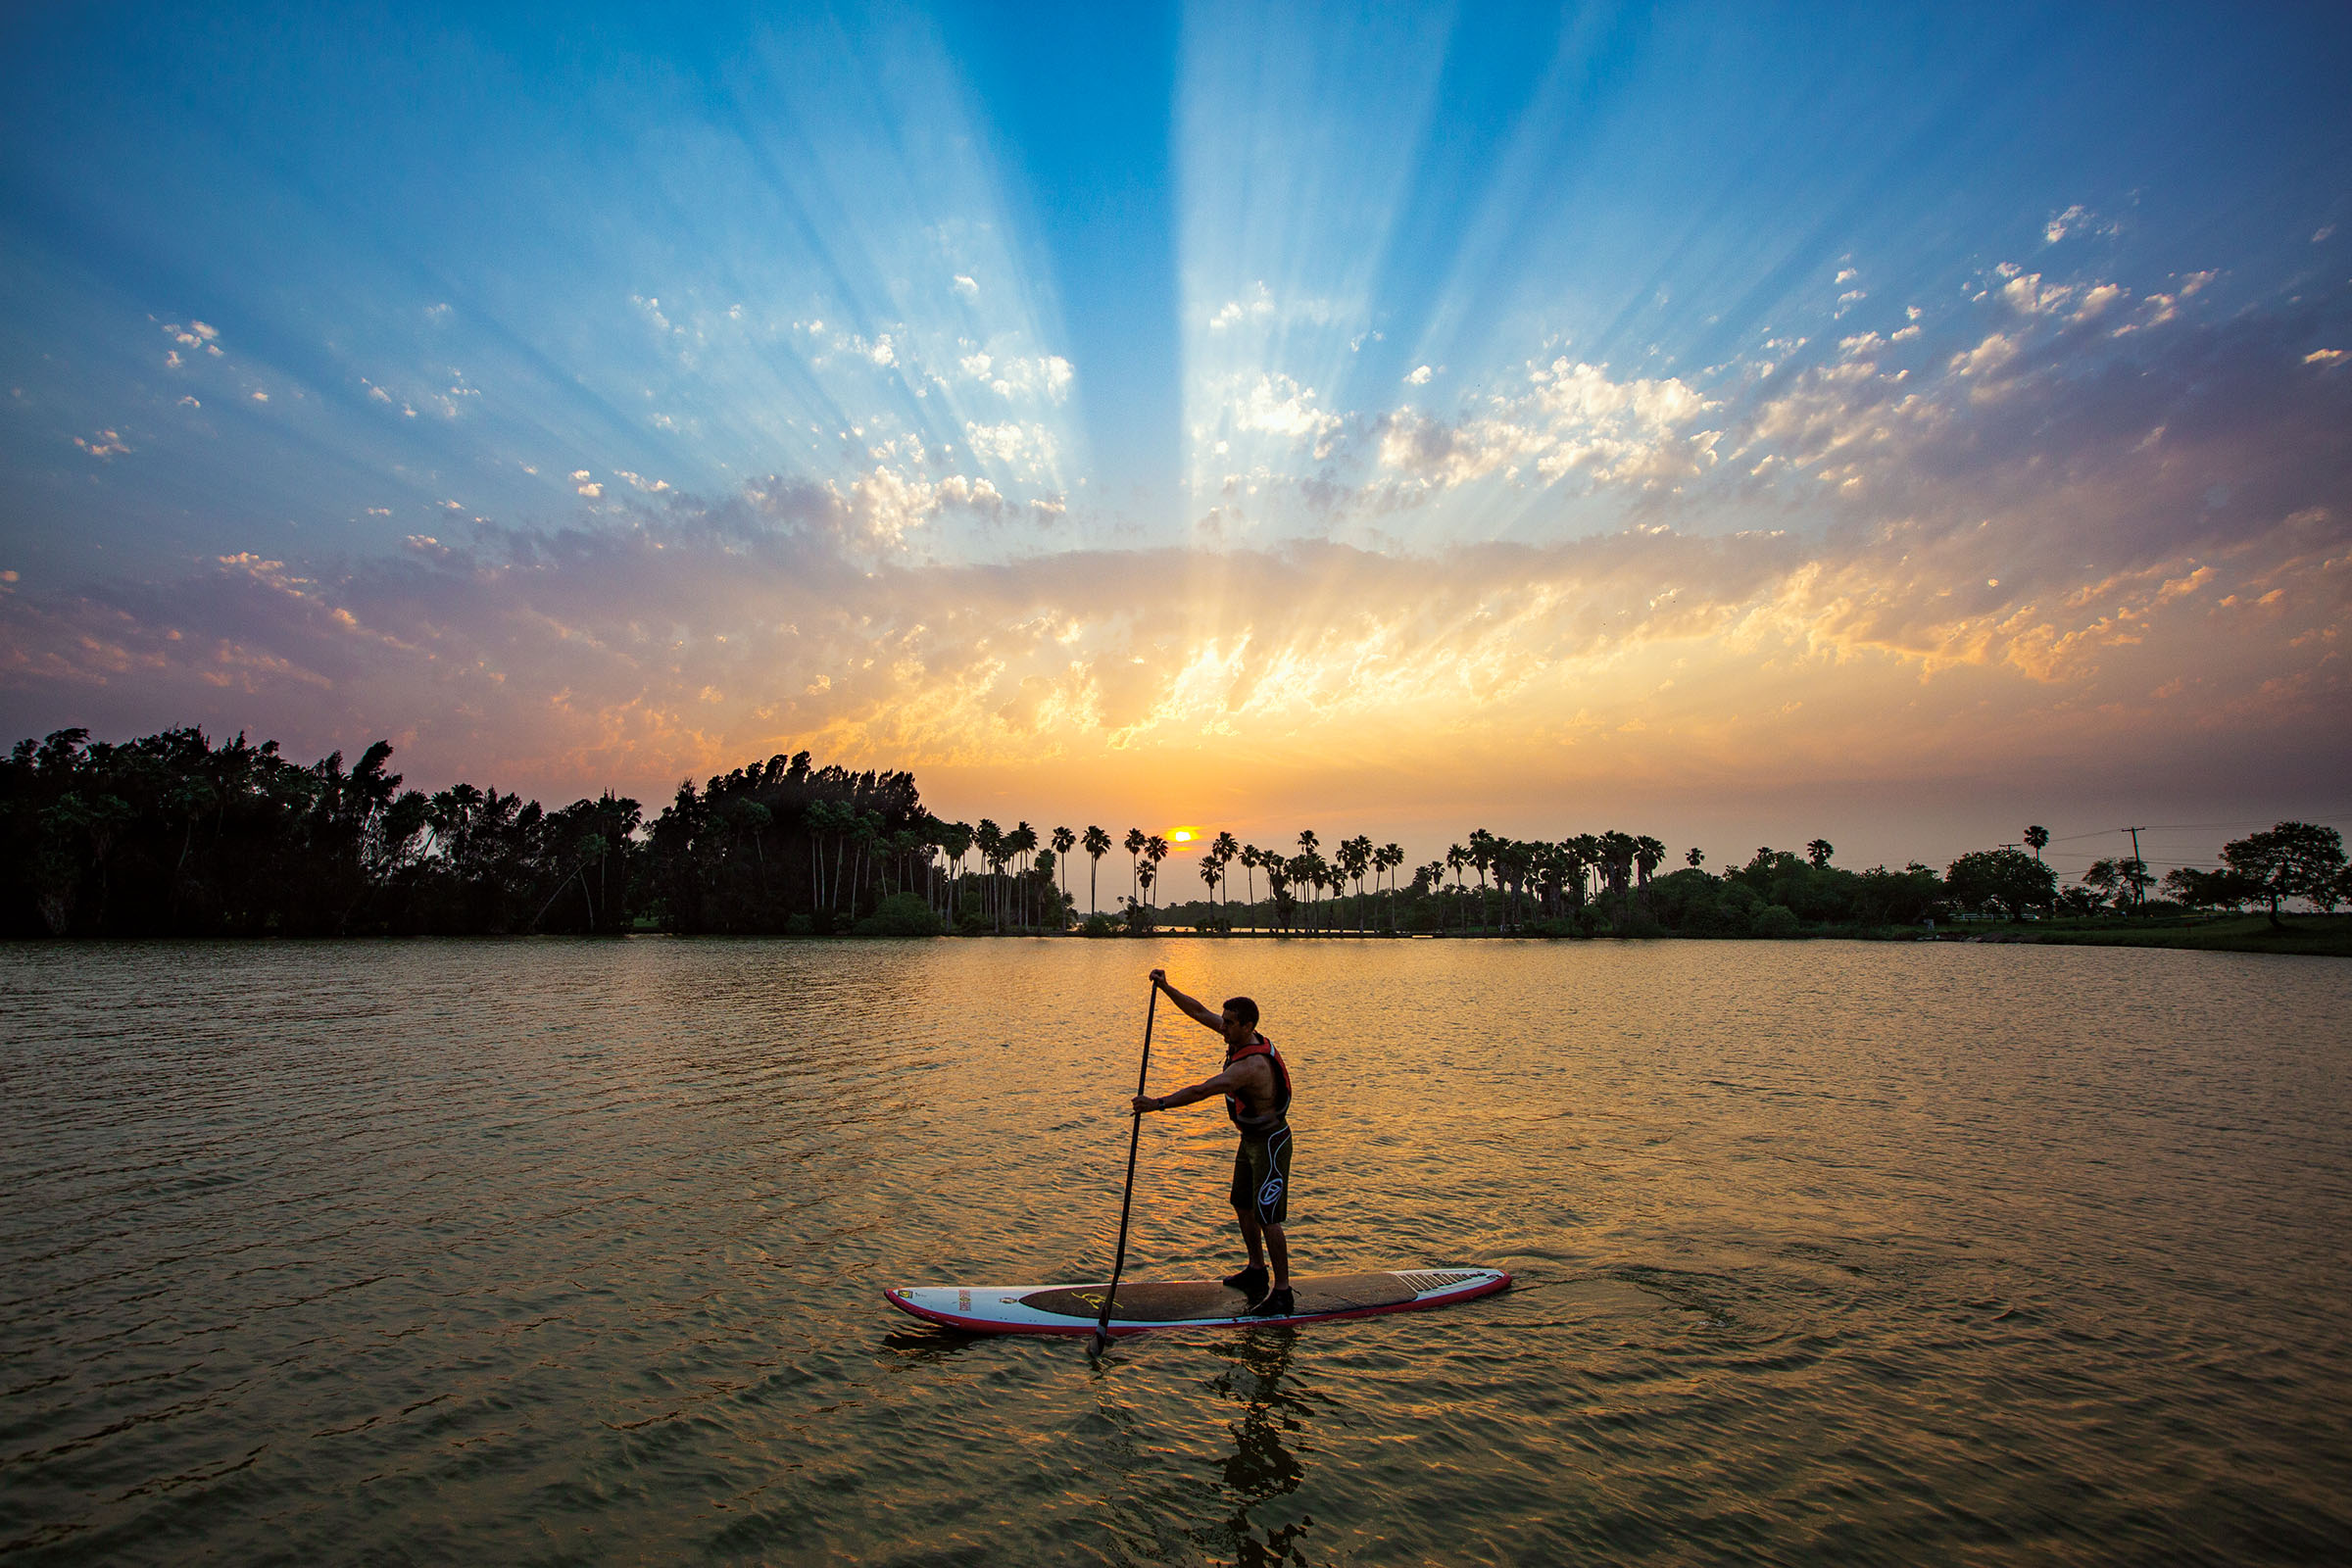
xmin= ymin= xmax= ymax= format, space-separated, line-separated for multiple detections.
xmin=3 ymin=0 xmax=2349 ymax=879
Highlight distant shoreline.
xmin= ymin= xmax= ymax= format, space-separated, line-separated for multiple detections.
xmin=10 ymin=914 xmax=2346 ymax=956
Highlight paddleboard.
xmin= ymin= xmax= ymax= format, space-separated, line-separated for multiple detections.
xmin=884 ymin=1267 xmax=1510 ymax=1336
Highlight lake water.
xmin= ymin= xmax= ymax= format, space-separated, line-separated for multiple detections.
xmin=3 ymin=937 xmax=2349 ymax=1565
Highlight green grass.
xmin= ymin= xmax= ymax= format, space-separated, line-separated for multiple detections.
xmin=1954 ymin=913 xmax=2352 ymax=956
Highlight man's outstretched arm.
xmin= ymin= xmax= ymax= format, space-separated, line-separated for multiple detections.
xmin=1150 ymin=968 xmax=1224 ymax=1033
xmin=1133 ymin=1065 xmax=1248 ymax=1116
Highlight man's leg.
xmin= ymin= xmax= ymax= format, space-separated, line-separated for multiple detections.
xmin=1262 ymin=1220 xmax=1290 ymax=1289
xmin=1235 ymin=1207 xmax=1268 ymax=1269
xmin=1244 ymin=1129 xmax=1296 ymax=1315
xmin=1223 ymin=1152 xmax=1270 ymax=1294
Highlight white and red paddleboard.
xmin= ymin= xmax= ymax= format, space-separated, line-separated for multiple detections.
xmin=884 ymin=1267 xmax=1510 ymax=1336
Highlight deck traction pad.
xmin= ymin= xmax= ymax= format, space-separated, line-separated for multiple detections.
xmin=1018 ymin=1271 xmax=1418 ymax=1322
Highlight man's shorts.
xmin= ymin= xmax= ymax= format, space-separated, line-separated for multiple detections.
xmin=1229 ymin=1125 xmax=1294 ymax=1226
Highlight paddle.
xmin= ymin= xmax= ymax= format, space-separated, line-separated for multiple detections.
xmin=1093 ymin=978 xmax=1157 ymax=1352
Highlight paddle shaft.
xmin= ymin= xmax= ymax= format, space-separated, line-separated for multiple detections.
xmin=1094 ymin=983 xmax=1157 ymax=1348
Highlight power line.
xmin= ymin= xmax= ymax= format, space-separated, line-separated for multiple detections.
xmin=2045 ymin=813 xmax=2352 ymax=844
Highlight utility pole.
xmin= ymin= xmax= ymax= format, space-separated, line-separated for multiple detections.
xmin=2126 ymin=825 xmax=2146 ymax=909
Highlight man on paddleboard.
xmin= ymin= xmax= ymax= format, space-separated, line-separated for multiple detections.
xmin=1131 ymin=968 xmax=1296 ymax=1317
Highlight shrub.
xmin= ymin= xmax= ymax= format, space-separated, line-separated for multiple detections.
xmin=856 ymin=891 xmax=943 ymax=937
xmin=1751 ymin=904 xmax=1800 ymax=939
xmin=1079 ymin=913 xmax=1121 ymax=937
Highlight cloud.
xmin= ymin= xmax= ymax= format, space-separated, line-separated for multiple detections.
xmin=73 ymin=429 xmax=130 ymax=459
xmin=962 ymin=419 xmax=1056 ymax=468
xmin=1207 ymin=281 xmax=1275 ymax=331
xmin=1404 ymin=365 xmax=1433 ymax=385
xmin=961 ymin=350 xmax=1073 ymax=403
xmin=4 ymin=461 xmax=2340 ymax=818
xmin=1370 ymin=359 xmax=1718 ymax=494
xmin=2044 ymin=203 xmax=2119 ymax=244
xmin=1227 ymin=372 xmax=1345 ymax=456
xmin=953 ymin=273 xmax=979 ymax=298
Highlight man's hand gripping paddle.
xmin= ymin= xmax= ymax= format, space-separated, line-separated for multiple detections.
xmin=1092 ymin=977 xmax=1157 ymax=1353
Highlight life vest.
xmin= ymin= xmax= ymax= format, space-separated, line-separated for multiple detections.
xmin=1224 ymin=1032 xmax=1292 ymax=1136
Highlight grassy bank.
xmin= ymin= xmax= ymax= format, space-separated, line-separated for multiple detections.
xmin=1928 ymin=913 xmax=2352 ymax=956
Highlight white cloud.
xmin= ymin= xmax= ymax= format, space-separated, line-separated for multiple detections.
xmin=1207 ymin=281 xmax=1276 ymax=331
xmin=1949 ymin=331 xmax=2021 ymax=378
xmin=577 ymin=482 xmax=603 ymax=498
xmin=952 ymin=274 xmax=979 ymax=299
xmin=74 ymin=429 xmax=130 ymax=459
xmin=1374 ymin=359 xmax=1719 ymax=492
xmin=1404 ymin=365 xmax=1433 ymax=385
xmin=963 ymin=420 xmax=1056 ymax=467
xmin=1999 ymin=271 xmax=2073 ymax=316
xmin=965 ymin=351 xmax=1074 ymax=404
xmin=1230 ymin=372 xmax=1345 ymax=456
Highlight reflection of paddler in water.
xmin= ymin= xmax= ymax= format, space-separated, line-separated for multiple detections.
xmin=1211 ymin=1325 xmax=1310 ymax=1561
xmin=1130 ymin=968 xmax=1297 ymax=1317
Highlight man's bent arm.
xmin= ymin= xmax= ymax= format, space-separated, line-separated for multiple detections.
xmin=1134 ymin=1065 xmax=1247 ymax=1114
xmin=1150 ymin=968 xmax=1224 ymax=1033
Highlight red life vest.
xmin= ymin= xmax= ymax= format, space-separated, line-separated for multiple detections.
xmin=1224 ymin=1032 xmax=1293 ymax=1133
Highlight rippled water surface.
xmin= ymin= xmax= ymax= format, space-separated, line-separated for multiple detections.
xmin=4 ymin=937 xmax=2350 ymax=1565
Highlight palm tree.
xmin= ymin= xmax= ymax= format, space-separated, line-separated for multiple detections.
xmin=1123 ymin=827 xmax=1145 ymax=908
xmin=1144 ymin=834 xmax=1170 ymax=910
xmin=2024 ymin=825 xmax=2049 ymax=862
xmin=1598 ymin=830 xmax=1637 ymax=915
xmin=1008 ymin=821 xmax=1039 ymax=928
xmin=1210 ymin=829 xmax=1240 ymax=930
xmin=1468 ymin=829 xmax=1495 ymax=934
xmin=1377 ymin=842 xmax=1403 ymax=930
xmin=1343 ymin=835 xmax=1373 ymax=933
xmin=1241 ymin=845 xmax=1261 ymax=931
xmin=1635 ymin=835 xmax=1666 ymax=907
xmin=1199 ymin=857 xmax=1220 ymax=928
xmin=1571 ymin=832 xmax=1608 ymax=906
xmin=980 ymin=818 xmax=1013 ymax=930
xmin=1052 ymin=825 xmax=1076 ymax=926
xmin=1082 ymin=824 xmax=1110 ymax=915
xmin=1446 ymin=844 xmax=1468 ymax=932
xmin=941 ymin=820 xmax=974 ymax=924
xmin=1686 ymin=846 xmax=1704 ymax=869
xmin=1805 ymin=839 xmax=1834 ymax=868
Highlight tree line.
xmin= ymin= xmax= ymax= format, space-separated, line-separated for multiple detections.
xmin=5 ymin=726 xmax=2343 ymax=938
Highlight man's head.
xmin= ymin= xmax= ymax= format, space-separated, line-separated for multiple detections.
xmin=1221 ymin=995 xmax=1260 ymax=1047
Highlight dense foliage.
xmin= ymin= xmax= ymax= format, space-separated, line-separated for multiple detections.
xmin=7 ymin=725 xmax=2344 ymax=938
xmin=1 ymin=727 xmax=636 ymax=937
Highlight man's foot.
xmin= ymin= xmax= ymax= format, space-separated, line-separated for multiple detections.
xmin=1221 ymin=1263 xmax=1268 ymax=1296
xmin=1247 ymin=1286 xmax=1295 ymax=1318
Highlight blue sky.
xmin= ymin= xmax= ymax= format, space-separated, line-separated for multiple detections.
xmin=3 ymin=2 xmax=2348 ymax=865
